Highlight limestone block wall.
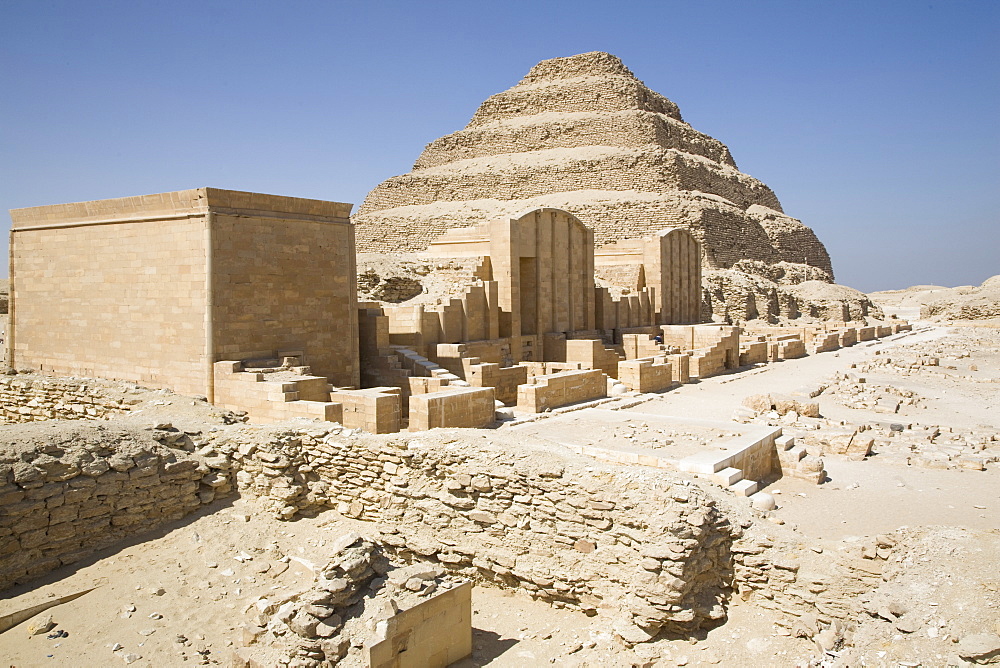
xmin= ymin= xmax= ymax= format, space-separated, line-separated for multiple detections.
xmin=8 ymin=188 xmax=360 ymax=398
xmin=464 ymin=361 xmax=527 ymax=406
xmin=597 ymin=228 xmax=702 ymax=326
xmin=383 ymin=282 xmax=500 ymax=351
xmin=516 ymin=369 xmax=607 ymax=412
xmin=739 ymin=340 xmax=770 ymax=366
xmin=621 ymin=333 xmax=666 ymax=360
xmin=665 ymin=326 xmax=738 ymax=379
xmin=666 ymin=354 xmax=691 ymax=384
xmin=433 ymin=340 xmax=508 ymax=378
xmin=331 ymin=388 xmax=402 ymax=434
xmin=678 ymin=423 xmax=781 ymax=485
xmin=0 ymin=423 xmax=229 ymax=591
xmin=838 ymin=328 xmax=859 ymax=347
xmin=358 ymin=307 xmax=415 ymax=392
xmin=776 ymin=337 xmax=807 ymax=360
xmin=617 ymin=358 xmax=674 ymax=393
xmin=660 ymin=324 xmax=738 ymax=352
xmin=9 ymin=193 xmax=210 ymax=396
xmin=381 ymin=207 xmax=664 ymax=354
xmin=385 ymin=305 xmax=430 ymax=348
xmin=595 ymin=287 xmax=656 ymax=331
xmin=565 ymin=339 xmax=621 ymax=379
xmin=0 ymin=374 xmax=141 ymax=424
xmin=208 ymin=194 xmax=359 ymax=389
xmin=368 ymin=581 xmax=473 ymax=667
xmin=408 ymin=386 xmax=496 ymax=431
xmin=227 ymin=426 xmax=736 ymax=638
xmin=811 ymin=332 xmax=842 ymax=353
xmin=520 ymin=361 xmax=585 ymax=379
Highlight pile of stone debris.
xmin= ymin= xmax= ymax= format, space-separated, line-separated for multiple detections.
xmin=234 ymin=533 xmax=469 ymax=667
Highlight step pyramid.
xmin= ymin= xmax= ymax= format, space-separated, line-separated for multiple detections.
xmin=353 ymin=51 xmax=834 ymax=284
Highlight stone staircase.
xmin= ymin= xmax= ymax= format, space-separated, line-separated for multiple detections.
xmin=390 ymin=347 xmax=468 ymax=386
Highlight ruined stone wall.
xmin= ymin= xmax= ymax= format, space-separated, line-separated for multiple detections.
xmin=227 ymin=427 xmax=735 ymax=639
xmin=0 ymin=374 xmax=141 ymax=424
xmin=729 ymin=525 xmax=884 ymax=628
xmin=0 ymin=423 xmax=229 ymax=590
xmin=0 ymin=409 xmax=891 ymax=636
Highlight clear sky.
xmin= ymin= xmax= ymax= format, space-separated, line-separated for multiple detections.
xmin=2 ymin=0 xmax=997 ymax=292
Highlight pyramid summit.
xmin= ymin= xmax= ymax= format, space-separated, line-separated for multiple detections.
xmin=466 ymin=51 xmax=685 ymax=125
xmin=354 ymin=51 xmax=837 ymax=319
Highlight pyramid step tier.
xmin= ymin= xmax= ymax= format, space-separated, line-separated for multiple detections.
xmin=359 ymin=146 xmax=781 ymax=218
xmin=414 ymin=110 xmax=737 ymax=170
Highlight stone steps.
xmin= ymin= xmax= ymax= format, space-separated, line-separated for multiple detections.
xmin=729 ymin=479 xmax=760 ymax=497
xmin=712 ymin=466 xmax=743 ymax=486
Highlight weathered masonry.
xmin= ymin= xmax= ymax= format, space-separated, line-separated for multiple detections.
xmin=7 ymin=188 xmax=359 ymax=399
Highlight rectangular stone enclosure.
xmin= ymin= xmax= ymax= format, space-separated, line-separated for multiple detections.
xmin=7 ymin=188 xmax=359 ymax=399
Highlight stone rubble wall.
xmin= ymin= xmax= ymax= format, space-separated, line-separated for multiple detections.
xmin=0 ymin=374 xmax=141 ymax=424
xmin=0 ymin=422 xmax=230 ymax=591
xmin=0 ymin=411 xmax=898 ymax=641
xmin=225 ymin=426 xmax=736 ymax=640
xmin=730 ymin=529 xmax=882 ymax=627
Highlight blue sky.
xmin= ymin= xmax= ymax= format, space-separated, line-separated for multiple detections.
xmin=2 ymin=0 xmax=997 ymax=292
